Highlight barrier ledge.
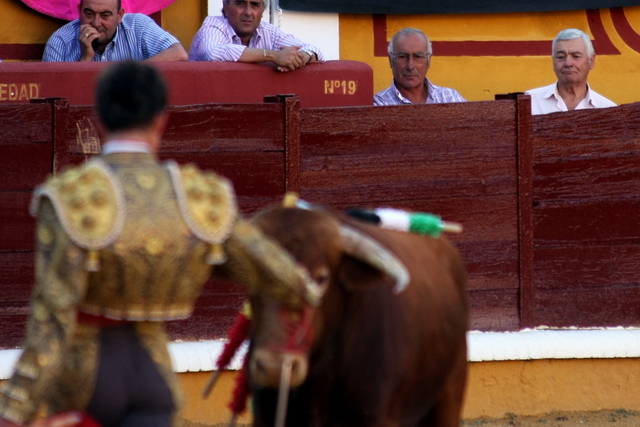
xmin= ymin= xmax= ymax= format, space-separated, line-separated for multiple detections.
xmin=0 ymin=60 xmax=373 ymax=108
xmin=2 ymin=328 xmax=640 ymax=380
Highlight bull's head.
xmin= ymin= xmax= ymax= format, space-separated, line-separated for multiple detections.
xmin=245 ymin=205 xmax=409 ymax=393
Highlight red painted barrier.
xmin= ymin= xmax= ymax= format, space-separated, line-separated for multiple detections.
xmin=0 ymin=60 xmax=373 ymax=108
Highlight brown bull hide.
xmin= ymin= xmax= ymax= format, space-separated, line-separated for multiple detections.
xmin=247 ymin=206 xmax=469 ymax=427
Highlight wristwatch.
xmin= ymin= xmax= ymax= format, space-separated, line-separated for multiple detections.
xmin=301 ymin=49 xmax=314 ymax=63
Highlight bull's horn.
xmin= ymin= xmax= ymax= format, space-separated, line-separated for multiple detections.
xmin=339 ymin=225 xmax=410 ymax=293
xmin=296 ymin=267 xmax=325 ymax=306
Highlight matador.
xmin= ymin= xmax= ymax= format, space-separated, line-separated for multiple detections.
xmin=0 ymin=62 xmax=313 ymax=427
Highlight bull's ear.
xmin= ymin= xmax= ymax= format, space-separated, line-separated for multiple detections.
xmin=338 ymin=225 xmax=410 ymax=293
xmin=338 ymin=255 xmax=397 ymax=291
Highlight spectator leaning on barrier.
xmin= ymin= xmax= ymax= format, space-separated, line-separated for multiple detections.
xmin=525 ymin=28 xmax=616 ymax=115
xmin=189 ymin=0 xmax=324 ymax=72
xmin=374 ymin=28 xmax=466 ymax=106
xmin=42 ymin=0 xmax=188 ymax=62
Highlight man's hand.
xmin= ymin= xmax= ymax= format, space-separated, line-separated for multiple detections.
xmin=296 ymin=49 xmax=314 ymax=65
xmin=78 ymin=24 xmax=99 ymax=62
xmin=272 ymin=46 xmax=305 ymax=72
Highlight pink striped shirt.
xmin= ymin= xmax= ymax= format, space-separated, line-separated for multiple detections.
xmin=189 ymin=15 xmax=324 ymax=62
xmin=374 ymin=78 xmax=466 ymax=106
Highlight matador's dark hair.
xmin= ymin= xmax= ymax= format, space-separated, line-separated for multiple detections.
xmin=96 ymin=61 xmax=167 ymax=132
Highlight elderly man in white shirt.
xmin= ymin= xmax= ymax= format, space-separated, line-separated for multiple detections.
xmin=189 ymin=0 xmax=324 ymax=72
xmin=525 ymin=28 xmax=616 ymax=115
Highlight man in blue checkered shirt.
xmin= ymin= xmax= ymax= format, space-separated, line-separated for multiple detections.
xmin=374 ymin=28 xmax=465 ymax=106
xmin=42 ymin=0 xmax=188 ymax=62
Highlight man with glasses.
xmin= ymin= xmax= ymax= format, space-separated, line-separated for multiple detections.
xmin=374 ymin=28 xmax=465 ymax=105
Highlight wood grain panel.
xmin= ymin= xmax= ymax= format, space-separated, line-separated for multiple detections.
xmin=532 ymin=287 xmax=640 ymax=327
xmin=468 ymin=289 xmax=520 ymax=331
xmin=300 ymin=159 xmax=515 ymax=204
xmin=516 ymin=94 xmax=535 ymax=329
xmin=299 ymin=102 xmax=517 ymax=205
xmin=298 ymin=101 xmax=521 ymax=330
xmin=0 ymin=192 xmax=36 ymax=252
xmin=0 ymin=143 xmax=53 ymax=190
xmin=0 ymin=104 xmax=53 ymax=146
xmin=534 ymin=156 xmax=640 ymax=203
xmin=534 ymin=245 xmax=640 ymax=290
xmin=0 ymin=312 xmax=29 ymax=349
xmin=534 ymin=199 xmax=640 ymax=245
xmin=53 ymin=99 xmax=71 ymax=173
xmin=160 ymin=152 xmax=284 ymax=197
xmin=64 ymin=104 xmax=286 ymax=154
xmin=163 ymin=104 xmax=284 ymax=151
xmin=0 ymin=252 xmax=34 ymax=302
xmin=531 ymin=104 xmax=640 ymax=161
xmin=301 ymin=101 xmax=516 ymax=144
xmin=531 ymin=102 xmax=640 ymax=328
xmin=457 ymin=241 xmax=519 ymax=292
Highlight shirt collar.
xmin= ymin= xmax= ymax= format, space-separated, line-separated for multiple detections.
xmin=392 ymin=78 xmax=433 ymax=104
xmin=549 ymin=82 xmax=598 ymax=107
xmin=101 ymin=140 xmax=152 ymax=154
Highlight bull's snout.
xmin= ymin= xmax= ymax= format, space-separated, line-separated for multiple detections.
xmin=250 ymin=348 xmax=309 ymax=388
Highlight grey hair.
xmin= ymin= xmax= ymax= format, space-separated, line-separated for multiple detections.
xmin=552 ymin=28 xmax=594 ymax=57
xmin=388 ymin=28 xmax=433 ymax=57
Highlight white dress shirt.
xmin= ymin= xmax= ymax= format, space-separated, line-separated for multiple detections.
xmin=525 ymin=82 xmax=616 ymax=115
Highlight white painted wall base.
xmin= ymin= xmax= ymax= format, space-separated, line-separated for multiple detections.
xmin=2 ymin=329 xmax=639 ymax=380
xmin=467 ymin=328 xmax=640 ymax=362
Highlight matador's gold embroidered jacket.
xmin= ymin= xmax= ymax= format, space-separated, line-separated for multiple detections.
xmin=0 ymin=153 xmax=309 ymax=425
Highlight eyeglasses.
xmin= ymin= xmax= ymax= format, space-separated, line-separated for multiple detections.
xmin=391 ymin=52 xmax=429 ymax=65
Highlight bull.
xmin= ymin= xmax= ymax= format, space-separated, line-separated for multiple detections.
xmin=244 ymin=204 xmax=469 ymax=427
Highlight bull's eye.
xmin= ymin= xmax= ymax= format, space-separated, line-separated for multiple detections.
xmin=314 ymin=267 xmax=331 ymax=291
xmin=316 ymin=274 xmax=329 ymax=287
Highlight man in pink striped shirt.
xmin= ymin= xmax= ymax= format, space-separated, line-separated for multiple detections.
xmin=189 ymin=0 xmax=324 ymax=72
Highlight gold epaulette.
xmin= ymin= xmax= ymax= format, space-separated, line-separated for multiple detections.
xmin=166 ymin=161 xmax=237 ymax=263
xmin=30 ymin=159 xmax=125 ymax=252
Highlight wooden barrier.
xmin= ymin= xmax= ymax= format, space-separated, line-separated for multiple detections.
xmin=1 ymin=95 xmax=639 ymax=349
xmin=0 ymin=101 xmax=56 ymax=348
xmin=0 ymin=97 xmax=296 ymax=345
xmin=529 ymin=105 xmax=640 ymax=328
xmin=296 ymin=99 xmax=527 ymax=331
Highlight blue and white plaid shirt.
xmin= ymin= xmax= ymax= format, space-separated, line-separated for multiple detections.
xmin=374 ymin=78 xmax=466 ymax=105
xmin=42 ymin=14 xmax=180 ymax=62
xmin=189 ymin=15 xmax=324 ymax=62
